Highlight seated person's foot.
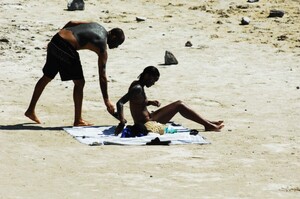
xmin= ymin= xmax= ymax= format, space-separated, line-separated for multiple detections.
xmin=25 ymin=111 xmax=41 ymax=124
xmin=205 ymin=123 xmax=224 ymax=132
xmin=73 ymin=120 xmax=93 ymax=126
xmin=210 ymin=120 xmax=224 ymax=125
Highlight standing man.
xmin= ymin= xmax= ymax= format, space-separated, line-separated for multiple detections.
xmin=25 ymin=21 xmax=125 ymax=126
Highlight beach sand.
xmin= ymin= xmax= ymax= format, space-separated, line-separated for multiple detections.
xmin=0 ymin=0 xmax=299 ymax=198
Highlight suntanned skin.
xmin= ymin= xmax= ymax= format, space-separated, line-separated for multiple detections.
xmin=115 ymin=69 xmax=224 ymax=135
xmin=25 ymin=21 xmax=123 ymax=126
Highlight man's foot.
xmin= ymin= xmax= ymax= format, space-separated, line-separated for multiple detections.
xmin=205 ymin=123 xmax=224 ymax=132
xmin=73 ymin=120 xmax=93 ymax=126
xmin=24 ymin=111 xmax=41 ymax=124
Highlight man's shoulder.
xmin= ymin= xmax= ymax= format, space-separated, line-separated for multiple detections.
xmin=130 ymin=81 xmax=140 ymax=87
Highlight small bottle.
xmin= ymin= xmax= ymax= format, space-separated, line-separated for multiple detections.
xmin=164 ymin=125 xmax=177 ymax=134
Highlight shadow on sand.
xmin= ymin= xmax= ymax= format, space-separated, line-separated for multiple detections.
xmin=0 ymin=123 xmax=71 ymax=131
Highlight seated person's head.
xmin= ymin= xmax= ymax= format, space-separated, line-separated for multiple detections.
xmin=138 ymin=66 xmax=160 ymax=87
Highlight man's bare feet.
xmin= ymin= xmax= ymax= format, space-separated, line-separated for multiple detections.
xmin=73 ymin=119 xmax=93 ymax=126
xmin=205 ymin=123 xmax=224 ymax=132
xmin=24 ymin=111 xmax=41 ymax=124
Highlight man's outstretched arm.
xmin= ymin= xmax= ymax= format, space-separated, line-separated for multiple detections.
xmin=97 ymin=51 xmax=115 ymax=114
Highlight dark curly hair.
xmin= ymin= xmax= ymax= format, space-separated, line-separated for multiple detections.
xmin=138 ymin=66 xmax=160 ymax=80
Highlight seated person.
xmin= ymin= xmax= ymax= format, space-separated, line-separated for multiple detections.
xmin=114 ymin=66 xmax=224 ymax=135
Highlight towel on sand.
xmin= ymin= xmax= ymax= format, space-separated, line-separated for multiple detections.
xmin=63 ymin=124 xmax=210 ymax=146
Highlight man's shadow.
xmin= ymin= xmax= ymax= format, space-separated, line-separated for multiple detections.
xmin=0 ymin=123 xmax=71 ymax=131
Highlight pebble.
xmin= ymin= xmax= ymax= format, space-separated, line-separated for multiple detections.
xmin=241 ymin=17 xmax=250 ymax=25
xmin=136 ymin=16 xmax=146 ymax=22
xmin=277 ymin=35 xmax=288 ymax=41
xmin=185 ymin=41 xmax=192 ymax=47
xmin=268 ymin=10 xmax=285 ymax=18
xmin=0 ymin=38 xmax=9 ymax=43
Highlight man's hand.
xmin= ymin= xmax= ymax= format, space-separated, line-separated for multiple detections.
xmin=105 ymin=100 xmax=115 ymax=114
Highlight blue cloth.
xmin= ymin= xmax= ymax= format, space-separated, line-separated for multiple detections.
xmin=120 ymin=127 xmax=147 ymax=138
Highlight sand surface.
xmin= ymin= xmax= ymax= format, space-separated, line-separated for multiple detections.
xmin=0 ymin=0 xmax=299 ymax=198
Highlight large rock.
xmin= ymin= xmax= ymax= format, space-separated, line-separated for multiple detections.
xmin=164 ymin=51 xmax=178 ymax=65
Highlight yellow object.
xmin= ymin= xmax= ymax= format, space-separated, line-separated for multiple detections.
xmin=144 ymin=121 xmax=166 ymax=135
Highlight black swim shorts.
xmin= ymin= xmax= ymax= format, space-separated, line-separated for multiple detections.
xmin=42 ymin=33 xmax=84 ymax=81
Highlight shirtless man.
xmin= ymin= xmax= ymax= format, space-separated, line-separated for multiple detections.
xmin=114 ymin=66 xmax=224 ymax=135
xmin=25 ymin=21 xmax=125 ymax=126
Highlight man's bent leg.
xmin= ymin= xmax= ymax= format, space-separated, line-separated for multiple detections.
xmin=152 ymin=100 xmax=224 ymax=131
xmin=25 ymin=75 xmax=52 ymax=123
xmin=151 ymin=101 xmax=183 ymax=124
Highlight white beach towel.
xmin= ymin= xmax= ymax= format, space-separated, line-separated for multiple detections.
xmin=63 ymin=124 xmax=210 ymax=146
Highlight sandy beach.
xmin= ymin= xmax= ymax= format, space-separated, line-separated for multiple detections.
xmin=0 ymin=0 xmax=299 ymax=198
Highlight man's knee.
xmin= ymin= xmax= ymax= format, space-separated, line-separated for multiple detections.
xmin=175 ymin=100 xmax=186 ymax=110
xmin=38 ymin=75 xmax=52 ymax=85
xmin=175 ymin=100 xmax=183 ymax=106
xmin=73 ymin=79 xmax=85 ymax=88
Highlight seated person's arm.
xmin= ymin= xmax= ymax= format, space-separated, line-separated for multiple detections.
xmin=114 ymin=85 xmax=143 ymax=135
xmin=116 ymin=93 xmax=130 ymax=125
xmin=147 ymin=100 xmax=161 ymax=107
xmin=114 ymin=93 xmax=130 ymax=135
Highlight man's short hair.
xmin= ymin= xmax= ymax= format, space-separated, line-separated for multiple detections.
xmin=110 ymin=28 xmax=125 ymax=45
